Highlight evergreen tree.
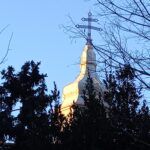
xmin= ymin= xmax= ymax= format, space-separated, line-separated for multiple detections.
xmin=62 ymin=64 xmax=150 ymax=150
xmin=62 ymin=75 xmax=109 ymax=150
xmin=104 ymin=64 xmax=150 ymax=150
xmin=0 ymin=61 xmax=63 ymax=150
xmin=0 ymin=66 xmax=16 ymax=146
xmin=1 ymin=61 xmax=150 ymax=150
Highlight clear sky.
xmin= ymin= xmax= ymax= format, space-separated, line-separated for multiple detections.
xmin=0 ymin=0 xmax=97 ymax=99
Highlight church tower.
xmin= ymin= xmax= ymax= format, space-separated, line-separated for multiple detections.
xmin=61 ymin=12 xmax=105 ymax=116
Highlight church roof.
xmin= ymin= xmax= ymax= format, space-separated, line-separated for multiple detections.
xmin=61 ymin=12 xmax=105 ymax=116
xmin=61 ymin=43 xmax=105 ymax=116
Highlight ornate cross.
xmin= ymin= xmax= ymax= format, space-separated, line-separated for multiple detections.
xmin=76 ymin=12 xmax=102 ymax=44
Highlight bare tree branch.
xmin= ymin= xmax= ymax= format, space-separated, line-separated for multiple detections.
xmin=0 ymin=33 xmax=13 ymax=65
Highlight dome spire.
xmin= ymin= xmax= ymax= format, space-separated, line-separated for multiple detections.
xmin=75 ymin=11 xmax=102 ymax=45
xmin=61 ymin=12 xmax=105 ymax=116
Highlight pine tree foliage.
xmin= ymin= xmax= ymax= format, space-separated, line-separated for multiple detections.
xmin=104 ymin=64 xmax=150 ymax=150
xmin=62 ymin=64 xmax=150 ymax=150
xmin=0 ymin=62 xmax=150 ymax=150
xmin=62 ymin=76 xmax=110 ymax=150
xmin=0 ymin=61 xmax=63 ymax=150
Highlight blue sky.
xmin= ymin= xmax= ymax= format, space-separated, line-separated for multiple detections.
xmin=0 ymin=0 xmax=97 ymax=98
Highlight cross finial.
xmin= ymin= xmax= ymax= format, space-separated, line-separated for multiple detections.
xmin=76 ymin=12 xmax=102 ymax=45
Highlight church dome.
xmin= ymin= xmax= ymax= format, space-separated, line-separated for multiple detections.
xmin=61 ymin=44 xmax=105 ymax=116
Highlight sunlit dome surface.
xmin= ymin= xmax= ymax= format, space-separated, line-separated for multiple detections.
xmin=61 ymin=43 xmax=105 ymax=116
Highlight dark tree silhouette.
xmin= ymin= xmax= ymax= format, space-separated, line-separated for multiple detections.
xmin=62 ymin=65 xmax=150 ymax=150
xmin=104 ymin=64 xmax=150 ymax=150
xmin=0 ymin=61 xmax=64 ymax=150
xmin=62 ymin=75 xmax=110 ymax=150
xmin=0 ymin=61 xmax=150 ymax=150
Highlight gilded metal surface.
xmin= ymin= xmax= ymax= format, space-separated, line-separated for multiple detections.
xmin=61 ymin=44 xmax=104 ymax=116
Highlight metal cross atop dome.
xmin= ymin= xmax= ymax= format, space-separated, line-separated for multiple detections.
xmin=76 ymin=12 xmax=102 ymax=44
